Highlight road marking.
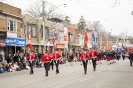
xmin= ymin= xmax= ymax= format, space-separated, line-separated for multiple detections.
xmin=79 ymin=76 xmax=93 ymax=82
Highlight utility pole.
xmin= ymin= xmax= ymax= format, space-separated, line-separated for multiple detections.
xmin=107 ymin=33 xmax=108 ymax=50
xmin=42 ymin=1 xmax=46 ymax=53
xmin=100 ymin=31 xmax=102 ymax=50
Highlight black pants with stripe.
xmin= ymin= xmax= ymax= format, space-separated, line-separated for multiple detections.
xmin=92 ymin=58 xmax=96 ymax=71
xmin=44 ymin=62 xmax=49 ymax=76
xmin=82 ymin=60 xmax=88 ymax=74
xmin=54 ymin=60 xmax=59 ymax=73
xmin=29 ymin=61 xmax=34 ymax=74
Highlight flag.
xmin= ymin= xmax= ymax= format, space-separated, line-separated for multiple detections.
xmin=53 ymin=31 xmax=57 ymax=49
xmin=122 ymin=43 xmax=125 ymax=54
xmin=116 ymin=44 xmax=120 ymax=54
xmin=28 ymin=31 xmax=32 ymax=51
xmin=84 ymin=31 xmax=88 ymax=49
xmin=92 ymin=31 xmax=96 ymax=48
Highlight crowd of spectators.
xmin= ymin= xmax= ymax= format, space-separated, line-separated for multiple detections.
xmin=0 ymin=51 xmax=44 ymax=73
xmin=0 ymin=50 xmax=76 ymax=73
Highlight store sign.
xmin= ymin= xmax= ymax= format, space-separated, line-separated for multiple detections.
xmin=0 ymin=43 xmax=6 ymax=47
xmin=5 ymin=37 xmax=26 ymax=47
xmin=0 ymin=31 xmax=7 ymax=39
xmin=57 ymin=44 xmax=65 ymax=48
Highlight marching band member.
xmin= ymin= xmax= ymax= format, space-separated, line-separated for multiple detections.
xmin=40 ymin=50 xmax=50 ymax=77
xmin=80 ymin=49 xmax=89 ymax=74
xmin=106 ymin=50 xmax=111 ymax=65
xmin=53 ymin=49 xmax=61 ymax=74
xmin=89 ymin=48 xmax=98 ymax=71
xmin=49 ymin=51 xmax=54 ymax=70
xmin=27 ymin=51 xmax=35 ymax=75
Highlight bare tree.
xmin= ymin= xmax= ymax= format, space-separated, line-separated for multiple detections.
xmin=27 ymin=0 xmax=64 ymax=20
xmin=111 ymin=0 xmax=120 ymax=8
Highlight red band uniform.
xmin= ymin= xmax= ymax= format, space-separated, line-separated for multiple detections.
xmin=49 ymin=53 xmax=54 ymax=70
xmin=53 ymin=51 xmax=61 ymax=74
xmin=89 ymin=49 xmax=98 ymax=71
xmin=27 ymin=53 xmax=35 ymax=74
xmin=40 ymin=52 xmax=51 ymax=76
xmin=80 ymin=51 xmax=89 ymax=74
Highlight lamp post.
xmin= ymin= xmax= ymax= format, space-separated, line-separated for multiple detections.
xmin=68 ymin=32 xmax=72 ymax=53
xmin=42 ymin=1 xmax=46 ymax=53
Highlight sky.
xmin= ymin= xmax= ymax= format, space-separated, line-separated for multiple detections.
xmin=1 ymin=0 xmax=133 ymax=37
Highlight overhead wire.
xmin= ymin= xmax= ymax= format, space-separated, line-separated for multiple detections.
xmin=7 ymin=0 xmax=80 ymax=25
xmin=3 ymin=0 xmax=131 ymax=32
xmin=63 ymin=0 xmax=133 ymax=4
xmin=45 ymin=1 xmax=80 ymax=22
xmin=75 ymin=0 xmax=124 ymax=31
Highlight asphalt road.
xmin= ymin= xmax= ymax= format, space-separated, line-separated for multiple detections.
xmin=0 ymin=58 xmax=133 ymax=88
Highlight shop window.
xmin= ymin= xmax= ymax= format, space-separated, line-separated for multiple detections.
xmin=27 ymin=24 xmax=37 ymax=38
xmin=36 ymin=49 xmax=38 ymax=53
xmin=28 ymin=25 xmax=31 ymax=33
xmin=7 ymin=20 xmax=17 ymax=32
xmin=32 ymin=24 xmax=36 ymax=37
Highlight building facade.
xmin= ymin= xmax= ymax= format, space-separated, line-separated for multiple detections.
xmin=0 ymin=2 xmax=25 ymax=59
xmin=22 ymin=14 xmax=54 ymax=54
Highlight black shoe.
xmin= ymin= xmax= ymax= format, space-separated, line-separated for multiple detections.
xmin=45 ymin=75 xmax=48 ymax=77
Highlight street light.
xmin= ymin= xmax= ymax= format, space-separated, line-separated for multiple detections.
xmin=68 ymin=32 xmax=72 ymax=53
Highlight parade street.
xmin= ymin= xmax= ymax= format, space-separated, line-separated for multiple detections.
xmin=0 ymin=59 xmax=133 ymax=88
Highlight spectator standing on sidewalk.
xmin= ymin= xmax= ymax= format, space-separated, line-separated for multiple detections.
xmin=129 ymin=49 xmax=133 ymax=66
xmin=7 ymin=54 xmax=12 ymax=64
xmin=19 ymin=52 xmax=24 ymax=64
xmin=0 ymin=52 xmax=3 ymax=62
xmin=1 ymin=50 xmax=4 ymax=60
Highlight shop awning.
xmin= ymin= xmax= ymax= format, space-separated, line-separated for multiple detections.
xmin=5 ymin=37 xmax=26 ymax=47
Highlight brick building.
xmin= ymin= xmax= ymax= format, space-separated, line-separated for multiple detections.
xmin=0 ymin=2 xmax=25 ymax=59
xmin=22 ymin=14 xmax=54 ymax=53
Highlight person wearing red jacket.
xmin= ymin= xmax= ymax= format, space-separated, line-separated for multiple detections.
xmin=49 ymin=51 xmax=54 ymax=71
xmin=40 ymin=50 xmax=51 ymax=77
xmin=80 ymin=49 xmax=89 ymax=74
xmin=53 ymin=49 xmax=61 ymax=74
xmin=89 ymin=48 xmax=98 ymax=71
xmin=27 ymin=51 xmax=35 ymax=74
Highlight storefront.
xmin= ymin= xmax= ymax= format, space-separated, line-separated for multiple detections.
xmin=5 ymin=37 xmax=26 ymax=55
xmin=56 ymin=44 xmax=65 ymax=53
xmin=0 ymin=31 xmax=7 ymax=60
